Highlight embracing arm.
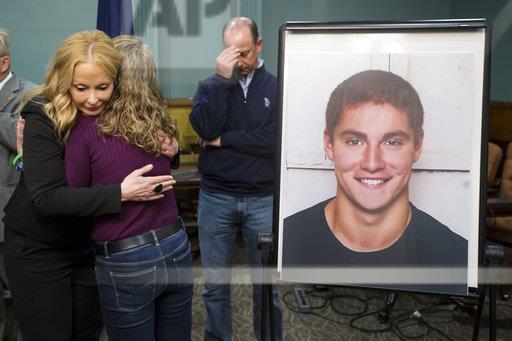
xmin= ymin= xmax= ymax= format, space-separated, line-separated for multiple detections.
xmin=23 ymin=112 xmax=175 ymax=216
xmin=157 ymin=131 xmax=180 ymax=169
xmin=22 ymin=110 xmax=121 ymax=217
xmin=64 ymin=122 xmax=172 ymax=204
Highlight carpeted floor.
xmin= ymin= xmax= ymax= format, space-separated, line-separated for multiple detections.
xmin=188 ymin=233 xmax=512 ymax=341
xmin=95 ymin=231 xmax=512 ymax=340
xmin=191 ymin=281 xmax=512 ymax=341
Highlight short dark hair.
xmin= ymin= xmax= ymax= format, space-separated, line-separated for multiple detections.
xmin=223 ymin=17 xmax=259 ymax=44
xmin=325 ymin=70 xmax=424 ymax=142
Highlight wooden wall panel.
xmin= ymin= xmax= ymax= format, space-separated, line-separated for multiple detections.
xmin=490 ymin=101 xmax=512 ymax=142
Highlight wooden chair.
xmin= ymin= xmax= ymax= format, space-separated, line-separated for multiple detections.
xmin=487 ymin=141 xmax=512 ymax=299
xmin=488 ymin=142 xmax=503 ymax=186
xmin=488 ymin=142 xmax=512 ymax=244
xmin=500 ymin=142 xmax=512 ymax=199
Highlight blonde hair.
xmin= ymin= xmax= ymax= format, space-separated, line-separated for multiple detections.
xmin=100 ymin=35 xmax=177 ymax=154
xmin=25 ymin=30 xmax=121 ymax=140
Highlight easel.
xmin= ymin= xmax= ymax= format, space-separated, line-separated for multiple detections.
xmin=378 ymin=292 xmax=398 ymax=323
xmin=472 ymin=244 xmax=504 ymax=341
xmin=378 ymin=245 xmax=505 ymax=340
xmin=257 ymin=232 xmax=276 ymax=341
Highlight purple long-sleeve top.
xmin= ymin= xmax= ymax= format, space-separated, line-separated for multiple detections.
xmin=64 ymin=114 xmax=178 ymax=242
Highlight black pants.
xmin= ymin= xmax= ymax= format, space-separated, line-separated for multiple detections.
xmin=3 ymin=227 xmax=103 ymax=341
xmin=0 ymin=243 xmax=21 ymax=341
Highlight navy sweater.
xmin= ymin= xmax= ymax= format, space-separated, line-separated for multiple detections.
xmin=189 ymin=64 xmax=277 ymax=196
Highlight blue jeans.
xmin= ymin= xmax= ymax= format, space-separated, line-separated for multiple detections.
xmin=95 ymin=228 xmax=193 ymax=341
xmin=198 ymin=190 xmax=283 ymax=341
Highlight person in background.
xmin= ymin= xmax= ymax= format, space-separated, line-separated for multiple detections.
xmin=0 ymin=27 xmax=36 ymax=341
xmin=189 ymin=16 xmax=282 ymax=341
xmin=2 ymin=30 xmax=176 ymax=341
xmin=65 ymin=35 xmax=193 ymax=341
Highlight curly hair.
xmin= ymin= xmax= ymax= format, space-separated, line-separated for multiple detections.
xmin=100 ymin=35 xmax=177 ymax=155
xmin=24 ymin=30 xmax=121 ymax=141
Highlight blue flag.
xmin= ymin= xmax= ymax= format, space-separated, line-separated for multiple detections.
xmin=97 ymin=0 xmax=134 ymax=37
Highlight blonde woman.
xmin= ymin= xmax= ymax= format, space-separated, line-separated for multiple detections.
xmin=65 ymin=36 xmax=192 ymax=341
xmin=3 ymin=31 xmax=175 ymax=341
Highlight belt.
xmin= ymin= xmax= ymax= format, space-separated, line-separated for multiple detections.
xmin=94 ymin=217 xmax=184 ymax=256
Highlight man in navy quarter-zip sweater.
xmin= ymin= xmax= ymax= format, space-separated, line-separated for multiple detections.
xmin=190 ymin=16 xmax=282 ymax=341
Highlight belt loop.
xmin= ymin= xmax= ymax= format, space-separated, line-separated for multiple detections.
xmin=103 ymin=242 xmax=110 ymax=258
xmin=151 ymin=230 xmax=160 ymax=246
xmin=178 ymin=216 xmax=184 ymax=229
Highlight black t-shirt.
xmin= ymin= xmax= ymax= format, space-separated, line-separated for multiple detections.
xmin=282 ymin=199 xmax=468 ymax=295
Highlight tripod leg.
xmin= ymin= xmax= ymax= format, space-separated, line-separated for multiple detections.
xmin=490 ymin=285 xmax=496 ymax=341
xmin=259 ymin=280 xmax=276 ymax=341
xmin=260 ymin=280 xmax=268 ymax=341
xmin=268 ymin=281 xmax=275 ymax=341
xmin=258 ymin=233 xmax=275 ymax=341
xmin=472 ymin=286 xmax=486 ymax=341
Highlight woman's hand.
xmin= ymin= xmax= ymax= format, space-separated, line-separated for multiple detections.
xmin=16 ymin=118 xmax=25 ymax=153
xmin=120 ymin=164 xmax=176 ymax=202
xmin=158 ymin=131 xmax=179 ymax=158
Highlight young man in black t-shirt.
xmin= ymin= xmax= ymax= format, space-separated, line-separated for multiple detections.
xmin=283 ymin=70 xmax=467 ymax=294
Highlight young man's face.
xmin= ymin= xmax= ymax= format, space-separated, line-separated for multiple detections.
xmin=324 ymin=102 xmax=423 ymax=213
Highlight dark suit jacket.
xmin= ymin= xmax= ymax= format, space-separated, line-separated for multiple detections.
xmin=2 ymin=98 xmax=122 ymax=246
xmin=0 ymin=73 xmax=36 ymax=241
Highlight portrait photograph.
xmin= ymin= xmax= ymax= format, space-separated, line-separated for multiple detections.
xmin=275 ymin=21 xmax=489 ymax=296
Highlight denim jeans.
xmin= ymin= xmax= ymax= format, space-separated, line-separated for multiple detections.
xmin=95 ymin=228 xmax=193 ymax=341
xmin=198 ymin=190 xmax=283 ymax=341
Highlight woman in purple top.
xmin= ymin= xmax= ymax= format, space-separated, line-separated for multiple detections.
xmin=65 ymin=36 xmax=193 ymax=341
xmin=3 ymin=31 xmax=178 ymax=341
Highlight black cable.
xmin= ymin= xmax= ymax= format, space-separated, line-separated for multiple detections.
xmin=283 ymin=287 xmax=461 ymax=340
xmin=329 ymin=294 xmax=368 ymax=316
xmin=419 ymin=310 xmax=457 ymax=324
xmin=282 ymin=290 xmax=310 ymax=314
xmin=303 ymin=290 xmax=334 ymax=311
xmin=309 ymin=311 xmax=346 ymax=325
xmin=418 ymin=318 xmax=455 ymax=341
xmin=281 ymin=288 xmax=334 ymax=313
xmin=349 ymin=310 xmax=394 ymax=333
xmin=393 ymin=314 xmax=429 ymax=339
xmin=391 ymin=304 xmax=460 ymax=341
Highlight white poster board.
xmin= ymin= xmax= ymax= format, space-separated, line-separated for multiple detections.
xmin=276 ymin=21 xmax=489 ymax=296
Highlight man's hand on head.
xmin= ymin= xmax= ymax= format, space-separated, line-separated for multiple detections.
xmin=216 ymin=46 xmax=240 ymax=79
